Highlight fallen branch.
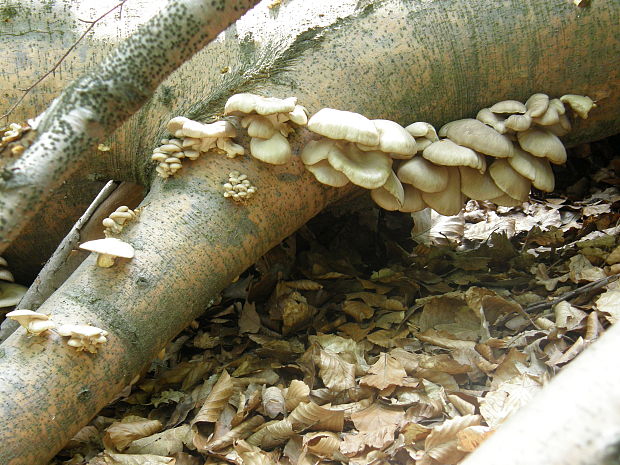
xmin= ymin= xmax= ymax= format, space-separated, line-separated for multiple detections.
xmin=461 ymin=318 xmax=620 ymax=465
xmin=0 ymin=0 xmax=261 ymax=252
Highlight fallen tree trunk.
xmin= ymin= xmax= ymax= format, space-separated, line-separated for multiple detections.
xmin=0 ymin=0 xmax=619 ymax=463
xmin=461 ymin=320 xmax=620 ymax=465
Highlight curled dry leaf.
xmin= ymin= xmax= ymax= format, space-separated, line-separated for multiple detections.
xmin=317 ymin=348 xmax=356 ymax=391
xmin=456 ymin=425 xmax=494 ymax=452
xmin=595 ymin=289 xmax=620 ymax=324
xmin=125 ymin=424 xmax=192 ymax=456
xmin=360 ymin=353 xmax=408 ymax=390
xmin=247 ymin=418 xmax=295 ymax=449
xmin=262 ymin=386 xmax=286 ymax=419
xmin=288 ymin=401 xmax=344 ymax=432
xmin=303 ymin=431 xmax=343 ymax=459
xmin=192 ymin=370 xmax=234 ymax=426
xmin=102 ymin=418 xmax=163 ymax=452
xmin=204 ymin=415 xmax=265 ymax=451
xmin=419 ymin=415 xmax=482 ymax=465
xmin=284 ymin=379 xmax=310 ymax=412
xmin=342 ymin=299 xmax=375 ymax=322
xmin=97 ymin=452 xmax=175 ymax=464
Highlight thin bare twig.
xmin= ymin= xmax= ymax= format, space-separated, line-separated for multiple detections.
xmin=524 ymin=273 xmax=619 ymax=313
xmin=0 ymin=0 xmax=129 ymax=122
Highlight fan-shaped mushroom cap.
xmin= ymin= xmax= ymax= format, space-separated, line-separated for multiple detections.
xmin=57 ymin=324 xmax=108 ymax=353
xmin=358 ymin=119 xmax=417 ymax=159
xmin=300 ymin=139 xmax=335 ymax=165
xmin=224 ymin=93 xmax=297 ymax=116
xmin=250 ymin=132 xmax=292 ymax=165
xmin=421 ymin=167 xmax=464 ymax=216
xmin=423 ymin=139 xmax=486 ymax=172
xmin=307 ymin=108 xmax=380 ymax=146
xmin=79 ymin=238 xmax=135 ymax=268
xmin=327 ymin=143 xmax=392 ymax=189
xmin=243 ymin=116 xmax=276 ymax=139
xmin=6 ymin=309 xmax=56 ymax=335
xmin=560 ymin=94 xmax=596 ymax=119
xmin=508 ymin=148 xmax=555 ymax=192
xmin=405 ymin=122 xmax=438 ymax=139
xmin=288 ymin=105 xmax=309 ymax=125
xmin=370 ymin=170 xmax=404 ymax=211
xmin=504 ymin=113 xmax=532 ymax=132
xmin=490 ymin=100 xmax=527 ymax=114
xmin=532 ymin=98 xmax=565 ymax=126
xmin=489 ymin=159 xmax=532 ymax=201
xmin=525 ymin=93 xmax=549 ymax=118
xmin=305 ymin=160 xmax=350 ymax=187
xmin=181 ymin=120 xmax=236 ymax=139
xmin=517 ymin=127 xmax=567 ymax=164
xmin=399 ymin=185 xmax=427 ymax=212
xmin=476 ymin=108 xmax=508 ymax=134
xmin=459 ymin=166 xmax=504 ymax=200
xmin=439 ymin=119 xmax=514 ymax=158
xmin=166 ymin=116 xmax=192 ymax=136
xmin=397 ymin=156 xmax=449 ymax=193
xmin=546 ymin=114 xmax=572 ymax=137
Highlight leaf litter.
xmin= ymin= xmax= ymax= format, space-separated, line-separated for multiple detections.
xmin=51 ymin=140 xmax=620 ymax=464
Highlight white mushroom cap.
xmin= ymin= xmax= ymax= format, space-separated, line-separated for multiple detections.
xmin=459 ymin=166 xmax=504 ymax=200
xmin=358 ymin=119 xmax=417 ymax=159
xmin=423 ymin=139 xmax=486 ymax=172
xmin=307 ymin=108 xmax=380 ymax=146
xmin=439 ymin=119 xmax=514 ymax=158
xmin=370 ymin=170 xmax=404 ymax=211
xmin=305 ymin=159 xmax=350 ymax=187
xmin=182 ymin=120 xmax=236 ymax=139
xmin=79 ymin=238 xmax=135 ymax=268
xmin=508 ymin=148 xmax=555 ymax=192
xmin=490 ymin=100 xmax=527 ymax=114
xmin=560 ymin=94 xmax=596 ymax=119
xmin=545 ymin=114 xmax=572 ymax=137
xmin=476 ymin=108 xmax=508 ymax=134
xmin=399 ymin=185 xmax=427 ymax=212
xmin=249 ymin=132 xmax=292 ymax=165
xmin=0 ymin=269 xmax=14 ymax=282
xmin=57 ymin=324 xmax=108 ymax=353
xmin=327 ymin=143 xmax=392 ymax=189
xmin=300 ymin=139 xmax=336 ymax=165
xmin=166 ymin=116 xmax=192 ymax=136
xmin=489 ymin=159 xmax=532 ymax=201
xmin=224 ymin=93 xmax=297 ymax=116
xmin=0 ymin=282 xmax=28 ymax=308
xmin=525 ymin=93 xmax=549 ymax=118
xmin=517 ymin=127 xmax=567 ymax=164
xmin=6 ymin=309 xmax=56 ymax=335
xmin=504 ymin=113 xmax=532 ymax=132
xmin=216 ymin=138 xmax=245 ymax=158
xmin=532 ymin=99 xmax=565 ymax=126
xmin=288 ymin=105 xmax=309 ymax=125
xmin=405 ymin=122 xmax=438 ymax=140
xmin=242 ymin=116 xmax=276 ymax=139
xmin=421 ymin=166 xmax=464 ymax=216
xmin=396 ymin=156 xmax=449 ymax=193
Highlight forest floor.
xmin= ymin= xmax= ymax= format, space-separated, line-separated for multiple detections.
xmin=34 ymin=135 xmax=620 ymax=465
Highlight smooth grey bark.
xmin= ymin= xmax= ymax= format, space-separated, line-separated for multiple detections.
xmin=0 ymin=0 xmax=261 ymax=251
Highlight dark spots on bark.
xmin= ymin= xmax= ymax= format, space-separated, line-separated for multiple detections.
xmin=77 ymin=388 xmax=91 ymax=402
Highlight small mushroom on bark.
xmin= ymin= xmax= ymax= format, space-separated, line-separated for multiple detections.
xmin=79 ymin=238 xmax=135 ymax=268
xmin=57 ymin=324 xmax=108 ymax=353
xmin=560 ymin=94 xmax=596 ymax=119
xmin=5 ymin=309 xmax=56 ymax=336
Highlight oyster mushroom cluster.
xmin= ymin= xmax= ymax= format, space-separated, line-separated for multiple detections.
xmin=304 ymin=93 xmax=594 ymax=215
xmin=223 ymin=170 xmax=257 ymax=202
xmin=5 ymin=309 xmax=108 ymax=353
xmin=103 ymin=206 xmax=137 ymax=236
xmin=151 ymin=91 xmax=594 ymax=215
